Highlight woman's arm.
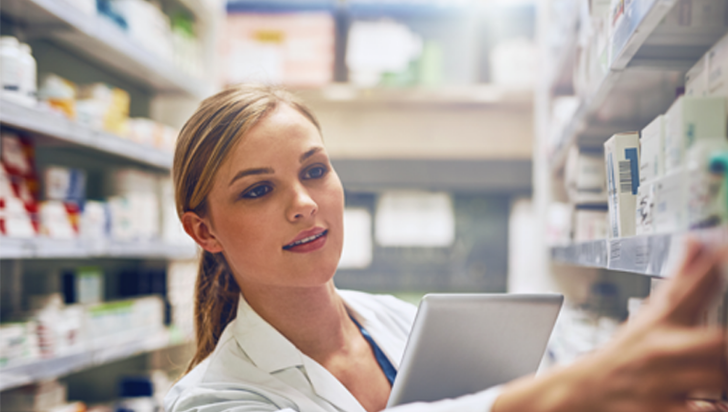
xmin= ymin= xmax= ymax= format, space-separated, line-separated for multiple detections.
xmin=493 ymin=238 xmax=728 ymax=412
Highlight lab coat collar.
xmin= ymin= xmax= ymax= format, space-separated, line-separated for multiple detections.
xmin=233 ymin=294 xmax=303 ymax=374
xmin=232 ymin=293 xmax=370 ymax=412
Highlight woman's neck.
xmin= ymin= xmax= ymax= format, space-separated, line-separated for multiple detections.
xmin=241 ymin=281 xmax=358 ymax=359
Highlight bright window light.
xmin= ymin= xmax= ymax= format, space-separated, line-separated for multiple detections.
xmin=375 ymin=191 xmax=455 ymax=247
xmin=339 ymin=208 xmax=373 ymax=269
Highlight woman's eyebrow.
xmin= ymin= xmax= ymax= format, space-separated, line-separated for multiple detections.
xmin=300 ymin=147 xmax=323 ymax=163
xmin=228 ymin=167 xmax=274 ymax=186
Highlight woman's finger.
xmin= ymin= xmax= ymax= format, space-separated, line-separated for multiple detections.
xmin=653 ymin=242 xmax=728 ymax=326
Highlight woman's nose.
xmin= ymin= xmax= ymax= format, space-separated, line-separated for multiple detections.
xmin=286 ymin=184 xmax=318 ymax=221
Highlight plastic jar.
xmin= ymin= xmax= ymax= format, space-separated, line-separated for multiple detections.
xmin=18 ymin=42 xmax=37 ymax=106
xmin=0 ymin=36 xmax=22 ymax=102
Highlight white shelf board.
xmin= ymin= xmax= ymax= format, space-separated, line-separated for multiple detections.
xmin=549 ymin=0 xmax=728 ymax=173
xmin=295 ymin=83 xmax=533 ymax=106
xmin=0 ymin=331 xmax=185 ymax=391
xmin=0 ymin=99 xmax=173 ymax=170
xmin=0 ymin=0 xmax=212 ymax=98
xmin=0 ymin=237 xmax=198 ymax=260
xmin=551 ymin=226 xmax=728 ymax=276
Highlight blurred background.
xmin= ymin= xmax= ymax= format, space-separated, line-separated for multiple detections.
xmin=2 ymin=0 xmax=727 ymax=409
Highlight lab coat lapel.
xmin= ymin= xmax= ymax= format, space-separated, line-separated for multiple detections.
xmin=234 ymin=295 xmax=304 ymax=373
xmin=234 ymin=295 xmax=366 ymax=412
xmin=302 ymin=354 xmax=368 ymax=412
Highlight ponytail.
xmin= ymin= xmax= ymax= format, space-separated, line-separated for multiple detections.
xmin=185 ymin=250 xmax=240 ymax=372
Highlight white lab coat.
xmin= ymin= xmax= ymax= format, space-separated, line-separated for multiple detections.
xmin=164 ymin=289 xmax=502 ymax=412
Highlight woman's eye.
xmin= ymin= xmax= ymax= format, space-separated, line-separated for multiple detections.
xmin=304 ymin=165 xmax=328 ymax=180
xmin=242 ymin=184 xmax=272 ymax=199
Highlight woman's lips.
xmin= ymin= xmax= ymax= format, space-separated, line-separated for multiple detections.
xmin=283 ymin=229 xmax=328 ymax=253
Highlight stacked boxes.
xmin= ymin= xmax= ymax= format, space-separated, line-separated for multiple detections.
xmin=0 ymin=294 xmax=165 ymax=368
xmin=1 ymin=131 xmax=39 ymax=238
xmin=37 ymin=74 xmax=179 ymax=153
xmin=630 ymin=94 xmax=728 ymax=235
xmin=565 ymin=146 xmax=609 ymax=241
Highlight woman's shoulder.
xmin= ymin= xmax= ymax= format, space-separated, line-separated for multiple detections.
xmin=164 ymin=328 xmax=300 ymax=412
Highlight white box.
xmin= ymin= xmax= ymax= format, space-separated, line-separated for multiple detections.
xmin=221 ymin=12 xmax=335 ymax=87
xmin=653 ymin=169 xmax=688 ymax=234
xmin=635 ymin=181 xmax=655 ymax=235
xmin=707 ymin=31 xmax=728 ymax=98
xmin=685 ymin=139 xmax=728 ymax=228
xmin=565 ymin=146 xmax=607 ymax=204
xmin=664 ymin=96 xmax=726 ymax=173
xmin=639 ymin=115 xmax=665 ymax=183
xmin=604 ymin=131 xmax=640 ymax=237
xmin=573 ymin=208 xmax=608 ymax=241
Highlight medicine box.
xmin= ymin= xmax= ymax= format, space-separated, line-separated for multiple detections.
xmin=685 ymin=139 xmax=728 ymax=229
xmin=635 ymin=181 xmax=655 ymax=235
xmin=664 ymin=96 xmax=726 ymax=173
xmin=573 ymin=207 xmax=608 ymax=241
xmin=604 ymin=131 xmax=640 ymax=238
xmin=639 ymin=115 xmax=665 ymax=184
xmin=221 ymin=12 xmax=335 ymax=87
xmin=44 ymin=166 xmax=86 ymax=203
xmin=707 ymin=31 xmax=728 ymax=98
xmin=565 ymin=146 xmax=607 ymax=204
xmin=653 ymin=169 xmax=688 ymax=234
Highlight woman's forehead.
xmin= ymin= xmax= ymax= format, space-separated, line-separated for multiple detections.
xmin=216 ymin=105 xmax=324 ymax=176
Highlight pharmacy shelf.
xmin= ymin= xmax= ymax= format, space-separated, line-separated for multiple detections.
xmin=0 ymin=237 xmax=198 ymax=260
xmin=549 ymin=0 xmax=728 ymax=173
xmin=0 ymin=0 xmax=212 ymax=98
xmin=0 ymin=99 xmax=173 ymax=170
xmin=295 ymin=83 xmax=533 ymax=106
xmin=550 ymin=239 xmax=608 ymax=269
xmin=0 ymin=330 xmax=186 ymax=391
xmin=550 ymin=226 xmax=728 ymax=276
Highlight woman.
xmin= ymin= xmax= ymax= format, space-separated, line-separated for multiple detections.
xmin=165 ymin=84 xmax=728 ymax=412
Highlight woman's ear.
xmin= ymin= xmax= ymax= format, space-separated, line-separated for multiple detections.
xmin=182 ymin=211 xmax=224 ymax=253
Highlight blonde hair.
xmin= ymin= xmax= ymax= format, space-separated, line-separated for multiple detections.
xmin=173 ymin=84 xmax=321 ymax=372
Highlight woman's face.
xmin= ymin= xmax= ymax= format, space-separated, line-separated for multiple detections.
xmin=202 ymin=103 xmax=345 ymax=289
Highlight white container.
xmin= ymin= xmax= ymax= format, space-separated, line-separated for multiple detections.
xmin=0 ymin=36 xmax=22 ymax=103
xmin=639 ymin=115 xmax=665 ymax=184
xmin=664 ymin=96 xmax=726 ymax=173
xmin=18 ymin=43 xmax=37 ymax=106
xmin=653 ymin=169 xmax=688 ymax=234
xmin=565 ymin=146 xmax=607 ymax=204
xmin=635 ymin=181 xmax=655 ymax=235
xmin=573 ymin=208 xmax=608 ymax=241
xmin=604 ymin=131 xmax=640 ymax=238
xmin=685 ymin=139 xmax=728 ymax=229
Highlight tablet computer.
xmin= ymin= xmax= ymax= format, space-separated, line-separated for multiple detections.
xmin=387 ymin=293 xmax=563 ymax=407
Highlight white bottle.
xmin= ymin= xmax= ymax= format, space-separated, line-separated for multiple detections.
xmin=0 ymin=36 xmax=22 ymax=104
xmin=19 ymin=43 xmax=37 ymax=107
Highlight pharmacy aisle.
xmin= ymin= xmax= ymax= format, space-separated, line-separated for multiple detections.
xmin=528 ymin=0 xmax=728 ymax=401
xmin=0 ymin=0 xmax=222 ymax=409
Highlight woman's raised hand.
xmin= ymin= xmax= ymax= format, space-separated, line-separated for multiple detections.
xmin=493 ymin=237 xmax=728 ymax=412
